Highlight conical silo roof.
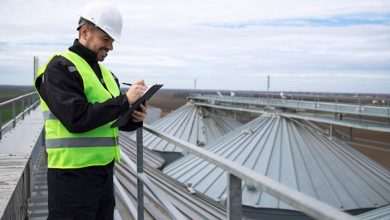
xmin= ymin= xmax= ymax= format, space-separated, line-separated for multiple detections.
xmin=133 ymin=103 xmax=242 ymax=153
xmin=163 ymin=113 xmax=390 ymax=211
xmin=358 ymin=204 xmax=390 ymax=220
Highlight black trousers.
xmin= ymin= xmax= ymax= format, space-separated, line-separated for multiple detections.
xmin=47 ymin=161 xmax=115 ymax=220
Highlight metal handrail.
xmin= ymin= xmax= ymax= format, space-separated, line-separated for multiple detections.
xmin=136 ymin=124 xmax=357 ymax=220
xmin=189 ymin=95 xmax=390 ymax=119
xmin=0 ymin=92 xmax=40 ymax=139
xmin=0 ymin=92 xmax=36 ymax=107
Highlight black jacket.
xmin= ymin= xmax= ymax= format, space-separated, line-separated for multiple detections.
xmin=35 ymin=39 xmax=141 ymax=132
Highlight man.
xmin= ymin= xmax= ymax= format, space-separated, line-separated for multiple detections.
xmin=34 ymin=2 xmax=146 ymax=219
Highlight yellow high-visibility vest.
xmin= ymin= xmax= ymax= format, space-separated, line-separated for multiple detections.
xmin=35 ymin=50 xmax=121 ymax=168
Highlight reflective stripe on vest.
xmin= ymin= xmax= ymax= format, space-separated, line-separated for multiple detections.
xmin=45 ymin=137 xmax=117 ymax=148
xmin=35 ymin=50 xmax=121 ymax=169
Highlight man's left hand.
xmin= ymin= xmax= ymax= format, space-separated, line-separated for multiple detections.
xmin=132 ymin=104 xmax=147 ymax=122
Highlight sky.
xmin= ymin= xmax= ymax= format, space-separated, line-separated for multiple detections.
xmin=1 ymin=0 xmax=390 ymax=93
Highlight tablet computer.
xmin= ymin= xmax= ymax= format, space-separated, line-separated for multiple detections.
xmin=111 ymin=84 xmax=163 ymax=128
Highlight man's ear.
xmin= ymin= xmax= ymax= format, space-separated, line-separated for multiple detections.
xmin=79 ymin=25 xmax=92 ymax=41
xmin=79 ymin=26 xmax=86 ymax=41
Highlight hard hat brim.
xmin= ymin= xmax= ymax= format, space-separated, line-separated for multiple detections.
xmin=77 ymin=17 xmax=118 ymax=42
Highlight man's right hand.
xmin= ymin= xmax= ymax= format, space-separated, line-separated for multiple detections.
xmin=126 ymin=80 xmax=147 ymax=104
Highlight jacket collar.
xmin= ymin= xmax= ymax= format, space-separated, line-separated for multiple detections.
xmin=69 ymin=39 xmax=98 ymax=64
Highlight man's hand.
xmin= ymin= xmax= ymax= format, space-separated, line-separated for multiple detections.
xmin=132 ymin=104 xmax=147 ymax=122
xmin=126 ymin=80 xmax=147 ymax=104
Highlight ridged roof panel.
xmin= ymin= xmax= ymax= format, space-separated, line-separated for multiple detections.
xmin=134 ymin=104 xmax=242 ymax=153
xmin=358 ymin=205 xmax=390 ymax=220
xmin=164 ymin=114 xmax=390 ymax=210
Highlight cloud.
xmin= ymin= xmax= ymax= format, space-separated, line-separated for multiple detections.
xmin=0 ymin=0 xmax=389 ymax=93
xmin=204 ymin=12 xmax=390 ymax=28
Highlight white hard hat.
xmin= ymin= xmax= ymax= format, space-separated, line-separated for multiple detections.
xmin=79 ymin=2 xmax=123 ymax=41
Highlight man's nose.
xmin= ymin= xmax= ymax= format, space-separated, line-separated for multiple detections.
xmin=107 ymin=41 xmax=113 ymax=51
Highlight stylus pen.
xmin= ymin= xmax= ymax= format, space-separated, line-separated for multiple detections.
xmin=122 ymin=82 xmax=132 ymax=86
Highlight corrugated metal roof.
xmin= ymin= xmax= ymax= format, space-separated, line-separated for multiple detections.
xmin=358 ymin=205 xmax=390 ymax=220
xmin=164 ymin=113 xmax=390 ymax=210
xmin=133 ymin=103 xmax=242 ymax=153
xmin=115 ymin=163 xmax=225 ymax=220
xmin=115 ymin=155 xmax=226 ymax=220
xmin=119 ymin=132 xmax=165 ymax=169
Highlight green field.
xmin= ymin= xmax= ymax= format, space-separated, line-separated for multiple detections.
xmin=0 ymin=85 xmax=35 ymax=127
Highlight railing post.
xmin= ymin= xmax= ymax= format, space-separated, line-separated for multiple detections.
xmin=33 ymin=56 xmax=39 ymax=114
xmin=136 ymin=127 xmax=144 ymax=220
xmin=27 ymin=96 xmax=30 ymax=114
xmin=329 ymin=124 xmax=334 ymax=139
xmin=227 ymin=173 xmax=242 ymax=220
xmin=21 ymin=99 xmax=25 ymax=120
xmin=30 ymin=95 xmax=34 ymax=113
xmin=12 ymin=101 xmax=16 ymax=128
xmin=0 ymin=110 xmax=2 ymax=140
xmin=33 ymin=56 xmax=39 ymax=81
